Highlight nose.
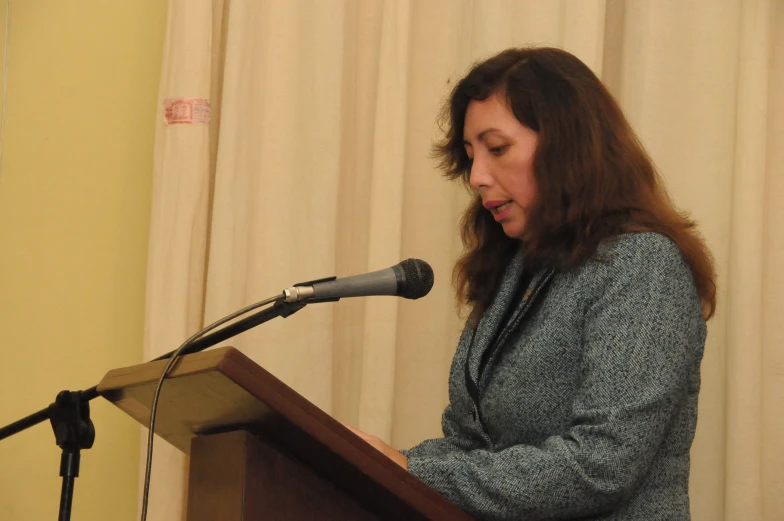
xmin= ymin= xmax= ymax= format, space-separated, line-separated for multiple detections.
xmin=468 ymin=153 xmax=492 ymax=190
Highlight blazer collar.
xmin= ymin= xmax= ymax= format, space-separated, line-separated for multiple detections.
xmin=466 ymin=246 xmax=554 ymax=384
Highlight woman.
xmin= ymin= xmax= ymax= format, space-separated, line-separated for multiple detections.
xmin=349 ymin=47 xmax=715 ymax=521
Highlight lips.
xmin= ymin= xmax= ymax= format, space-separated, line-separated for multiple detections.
xmin=483 ymin=200 xmax=512 ymax=214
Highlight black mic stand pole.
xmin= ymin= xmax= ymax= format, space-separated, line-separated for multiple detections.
xmin=0 ymin=298 xmax=307 ymax=521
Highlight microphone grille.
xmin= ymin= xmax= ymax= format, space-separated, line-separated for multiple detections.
xmin=400 ymin=259 xmax=434 ymax=300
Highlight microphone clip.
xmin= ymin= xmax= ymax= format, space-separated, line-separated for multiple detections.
xmin=283 ymin=276 xmax=339 ymax=303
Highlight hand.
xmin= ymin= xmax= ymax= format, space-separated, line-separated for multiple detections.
xmin=344 ymin=424 xmax=408 ymax=470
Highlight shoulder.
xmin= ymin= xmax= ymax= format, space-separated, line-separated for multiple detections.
xmin=595 ymin=231 xmax=684 ymax=268
xmin=574 ymin=232 xmax=701 ymax=313
xmin=582 ymin=232 xmax=690 ymax=281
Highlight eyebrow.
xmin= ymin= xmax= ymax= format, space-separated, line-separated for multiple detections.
xmin=462 ymin=128 xmax=501 ymax=145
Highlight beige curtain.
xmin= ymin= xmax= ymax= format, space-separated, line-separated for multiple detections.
xmin=142 ymin=1 xmax=784 ymax=520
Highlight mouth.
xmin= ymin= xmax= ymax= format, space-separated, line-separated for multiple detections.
xmin=485 ymin=200 xmax=512 ymax=215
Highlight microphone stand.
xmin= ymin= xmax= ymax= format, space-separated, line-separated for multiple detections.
xmin=0 ymin=298 xmax=308 ymax=521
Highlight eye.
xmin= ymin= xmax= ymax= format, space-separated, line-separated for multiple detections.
xmin=489 ymin=145 xmax=507 ymax=156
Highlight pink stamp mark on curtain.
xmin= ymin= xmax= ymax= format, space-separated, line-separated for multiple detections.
xmin=164 ymin=98 xmax=211 ymax=125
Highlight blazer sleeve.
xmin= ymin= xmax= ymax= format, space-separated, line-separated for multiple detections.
xmin=405 ymin=235 xmax=707 ymax=521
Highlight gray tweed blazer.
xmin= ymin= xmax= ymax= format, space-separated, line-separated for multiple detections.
xmin=403 ymin=232 xmax=707 ymax=521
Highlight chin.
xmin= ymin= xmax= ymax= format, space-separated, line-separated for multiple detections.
xmin=501 ymin=222 xmax=526 ymax=240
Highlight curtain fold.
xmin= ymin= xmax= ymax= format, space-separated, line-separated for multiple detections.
xmin=725 ymin=2 xmax=774 ymax=518
xmin=353 ymin=0 xmax=412 ymax=440
xmin=141 ymin=1 xmax=220 ymax=519
xmin=143 ymin=1 xmax=784 ymax=519
xmin=759 ymin=8 xmax=784 ymax=514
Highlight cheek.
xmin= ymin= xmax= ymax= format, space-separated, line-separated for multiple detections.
xmin=522 ymin=172 xmax=538 ymax=203
xmin=509 ymin=161 xmax=537 ymax=205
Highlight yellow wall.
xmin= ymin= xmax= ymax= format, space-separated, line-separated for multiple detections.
xmin=0 ymin=2 xmax=167 ymax=520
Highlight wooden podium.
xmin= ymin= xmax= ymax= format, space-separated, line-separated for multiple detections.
xmin=97 ymin=346 xmax=474 ymax=521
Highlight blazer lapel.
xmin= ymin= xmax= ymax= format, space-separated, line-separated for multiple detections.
xmin=489 ymin=268 xmax=555 ymax=356
xmin=466 ymin=247 xmax=527 ymax=384
xmin=466 ymin=262 xmax=555 ymax=394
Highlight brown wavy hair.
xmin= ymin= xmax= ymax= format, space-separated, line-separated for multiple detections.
xmin=436 ymin=47 xmax=716 ymax=320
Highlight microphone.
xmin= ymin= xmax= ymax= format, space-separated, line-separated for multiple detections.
xmin=282 ymin=259 xmax=434 ymax=303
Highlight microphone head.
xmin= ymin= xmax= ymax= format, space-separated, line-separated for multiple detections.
xmin=399 ymin=259 xmax=434 ymax=299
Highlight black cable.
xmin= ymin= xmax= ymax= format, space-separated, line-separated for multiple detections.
xmin=139 ymin=293 xmax=285 ymax=521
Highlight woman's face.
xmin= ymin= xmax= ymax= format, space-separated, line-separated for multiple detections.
xmin=463 ymin=92 xmax=539 ymax=240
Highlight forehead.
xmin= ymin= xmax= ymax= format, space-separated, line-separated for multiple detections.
xmin=463 ymin=94 xmax=520 ymax=138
